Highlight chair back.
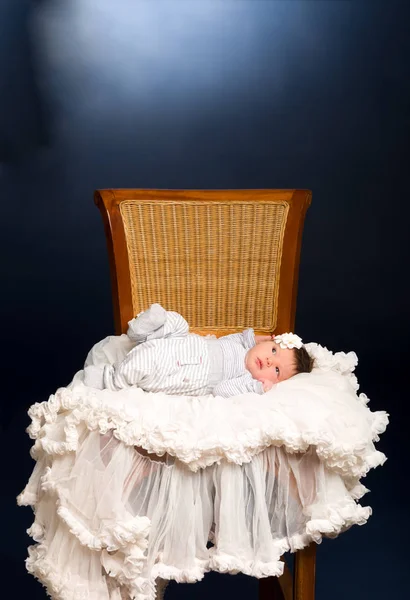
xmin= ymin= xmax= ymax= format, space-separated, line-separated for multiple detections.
xmin=95 ymin=189 xmax=311 ymax=336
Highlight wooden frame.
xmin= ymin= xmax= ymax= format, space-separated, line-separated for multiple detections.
xmin=95 ymin=189 xmax=312 ymax=337
xmin=95 ymin=188 xmax=315 ymax=600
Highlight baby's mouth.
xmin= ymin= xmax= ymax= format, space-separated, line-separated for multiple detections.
xmin=257 ymin=358 xmax=262 ymax=369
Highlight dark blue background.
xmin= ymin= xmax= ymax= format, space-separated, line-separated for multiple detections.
xmin=1 ymin=1 xmax=408 ymax=598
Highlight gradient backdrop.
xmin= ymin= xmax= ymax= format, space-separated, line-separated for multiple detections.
xmin=1 ymin=1 xmax=408 ymax=598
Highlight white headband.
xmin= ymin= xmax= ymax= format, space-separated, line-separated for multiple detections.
xmin=274 ymin=333 xmax=303 ymax=350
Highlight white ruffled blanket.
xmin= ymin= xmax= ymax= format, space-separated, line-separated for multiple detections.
xmin=18 ymin=335 xmax=388 ymax=600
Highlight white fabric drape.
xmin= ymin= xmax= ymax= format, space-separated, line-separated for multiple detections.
xmin=19 ymin=431 xmax=372 ymax=600
xmin=17 ymin=334 xmax=388 ymax=600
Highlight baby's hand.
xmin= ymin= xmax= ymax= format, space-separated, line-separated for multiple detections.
xmin=262 ymin=380 xmax=274 ymax=392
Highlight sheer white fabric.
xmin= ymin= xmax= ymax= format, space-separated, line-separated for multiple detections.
xmin=17 ymin=334 xmax=388 ymax=600
xmin=19 ymin=430 xmax=371 ymax=600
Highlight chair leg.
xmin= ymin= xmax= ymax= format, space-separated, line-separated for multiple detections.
xmin=259 ymin=561 xmax=293 ymax=600
xmin=293 ymin=545 xmax=316 ymax=600
xmin=259 ymin=576 xmax=286 ymax=600
xmin=155 ymin=578 xmax=168 ymax=600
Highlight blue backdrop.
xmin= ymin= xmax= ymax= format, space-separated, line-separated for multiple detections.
xmin=1 ymin=1 xmax=407 ymax=598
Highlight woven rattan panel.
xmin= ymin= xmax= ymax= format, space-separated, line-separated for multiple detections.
xmin=119 ymin=200 xmax=289 ymax=332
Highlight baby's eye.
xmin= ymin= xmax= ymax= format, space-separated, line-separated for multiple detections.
xmin=272 ymin=348 xmax=276 ymax=355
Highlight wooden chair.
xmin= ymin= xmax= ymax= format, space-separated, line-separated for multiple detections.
xmin=95 ymin=188 xmax=315 ymax=600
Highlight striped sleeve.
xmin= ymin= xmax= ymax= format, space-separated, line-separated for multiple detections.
xmin=213 ymin=373 xmax=264 ymax=398
xmin=219 ymin=328 xmax=256 ymax=350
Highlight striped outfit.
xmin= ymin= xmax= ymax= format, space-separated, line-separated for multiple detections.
xmin=102 ymin=310 xmax=264 ymax=398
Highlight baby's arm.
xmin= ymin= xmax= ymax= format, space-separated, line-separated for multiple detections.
xmin=219 ymin=329 xmax=257 ymax=350
xmin=213 ymin=373 xmax=264 ymax=398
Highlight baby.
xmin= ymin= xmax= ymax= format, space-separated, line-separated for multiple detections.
xmin=84 ymin=304 xmax=314 ymax=397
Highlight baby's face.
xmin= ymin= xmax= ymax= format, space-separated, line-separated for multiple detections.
xmin=245 ymin=341 xmax=296 ymax=384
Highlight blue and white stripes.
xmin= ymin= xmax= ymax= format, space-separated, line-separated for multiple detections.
xmin=103 ymin=307 xmax=264 ymax=397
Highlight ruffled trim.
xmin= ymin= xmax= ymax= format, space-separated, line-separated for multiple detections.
xmin=151 ymin=554 xmax=285 ymax=582
xmin=26 ymin=544 xmax=153 ymax=600
xmin=26 ymin=543 xmax=109 ymax=600
xmin=24 ymin=384 xmax=388 ymax=486
xmin=21 ymin=480 xmax=375 ymax=600
xmin=304 ymin=504 xmax=371 ymax=541
xmin=151 ymin=561 xmax=209 ymax=583
xmin=304 ymin=342 xmax=359 ymax=391
xmin=22 ymin=484 xmax=374 ymax=598
xmin=57 ymin=505 xmax=150 ymax=554
xmin=208 ymin=552 xmax=284 ymax=578
xmin=24 ymin=515 xmax=152 ymax=600
xmin=21 ymin=461 xmax=152 ymax=599
xmin=17 ymin=490 xmax=38 ymax=507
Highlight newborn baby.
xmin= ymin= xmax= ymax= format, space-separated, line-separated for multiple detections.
xmin=84 ymin=304 xmax=313 ymax=397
